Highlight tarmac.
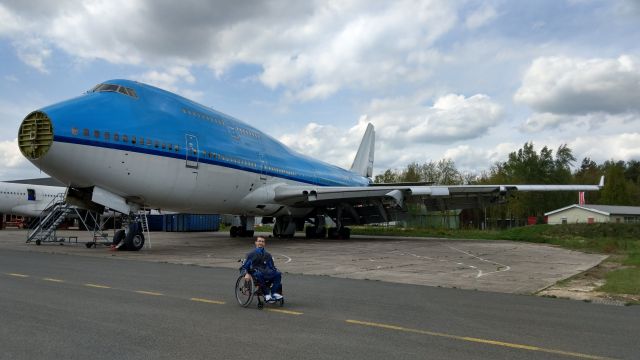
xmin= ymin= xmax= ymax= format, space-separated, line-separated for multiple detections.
xmin=0 ymin=229 xmax=607 ymax=294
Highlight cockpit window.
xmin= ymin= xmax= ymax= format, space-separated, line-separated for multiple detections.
xmin=124 ymin=87 xmax=138 ymax=97
xmin=91 ymin=83 xmax=138 ymax=98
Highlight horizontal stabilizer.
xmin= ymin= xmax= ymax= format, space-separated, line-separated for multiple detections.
xmin=350 ymin=123 xmax=375 ymax=178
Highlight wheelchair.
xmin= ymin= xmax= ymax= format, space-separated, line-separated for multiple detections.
xmin=235 ymin=261 xmax=284 ymax=309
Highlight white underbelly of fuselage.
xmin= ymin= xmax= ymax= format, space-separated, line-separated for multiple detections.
xmin=33 ymin=141 xmax=310 ymax=216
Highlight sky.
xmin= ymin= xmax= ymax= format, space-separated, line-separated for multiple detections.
xmin=1 ymin=0 xmax=639 ymax=181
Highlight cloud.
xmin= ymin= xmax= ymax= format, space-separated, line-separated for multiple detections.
xmin=0 ymin=139 xmax=24 ymax=167
xmin=279 ymin=92 xmax=504 ymax=171
xmin=520 ymin=113 xmax=568 ymax=133
xmin=465 ymin=4 xmax=498 ymax=29
xmin=279 ymin=120 xmax=366 ymax=169
xmin=0 ymin=99 xmax=40 ymax=139
xmin=0 ymin=138 xmax=44 ymax=181
xmin=134 ymin=66 xmax=203 ymax=100
xmin=366 ymin=93 xmax=503 ymax=144
xmin=520 ymin=111 xmax=640 ymax=133
xmin=443 ymin=142 xmax=517 ymax=172
xmin=0 ymin=0 xmax=461 ymax=101
xmin=570 ymin=133 xmax=640 ymax=162
xmin=0 ymin=3 xmax=21 ymax=34
xmin=13 ymin=37 xmax=51 ymax=73
xmin=514 ymin=55 xmax=640 ymax=115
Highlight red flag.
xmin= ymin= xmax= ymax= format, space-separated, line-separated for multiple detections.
xmin=578 ymin=191 xmax=585 ymax=205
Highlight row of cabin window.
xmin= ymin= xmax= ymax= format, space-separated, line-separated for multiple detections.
xmin=181 ymin=108 xmax=261 ymax=140
xmin=266 ymin=166 xmax=295 ymax=176
xmin=182 ymin=108 xmax=225 ymax=126
xmin=198 ymin=150 xmax=259 ymax=169
xmin=235 ymin=127 xmax=261 ymax=139
xmin=72 ymin=128 xmax=181 ymax=152
xmin=0 ymin=192 xmax=54 ymax=197
xmin=199 ymin=150 xmax=294 ymax=176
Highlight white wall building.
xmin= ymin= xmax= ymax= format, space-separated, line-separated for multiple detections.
xmin=545 ymin=205 xmax=640 ymax=225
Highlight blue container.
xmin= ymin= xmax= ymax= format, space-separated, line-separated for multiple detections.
xmin=146 ymin=215 xmax=164 ymax=231
xmin=162 ymin=214 xmax=220 ymax=232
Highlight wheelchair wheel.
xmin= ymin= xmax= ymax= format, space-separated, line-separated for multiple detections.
xmin=235 ymin=275 xmax=254 ymax=307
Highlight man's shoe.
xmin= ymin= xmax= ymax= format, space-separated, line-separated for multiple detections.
xmin=272 ymin=293 xmax=283 ymax=300
xmin=264 ymin=294 xmax=272 ymax=302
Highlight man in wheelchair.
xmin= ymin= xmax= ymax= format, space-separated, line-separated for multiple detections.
xmin=241 ymin=236 xmax=283 ymax=302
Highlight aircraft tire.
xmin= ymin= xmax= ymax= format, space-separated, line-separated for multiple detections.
xmin=126 ymin=233 xmax=144 ymax=251
xmin=339 ymin=227 xmax=351 ymax=240
xmin=230 ymin=226 xmax=238 ymax=237
xmin=124 ymin=223 xmax=144 ymax=251
xmin=305 ymin=226 xmax=316 ymax=239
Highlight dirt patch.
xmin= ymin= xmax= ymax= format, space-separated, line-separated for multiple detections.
xmin=537 ymin=257 xmax=640 ymax=305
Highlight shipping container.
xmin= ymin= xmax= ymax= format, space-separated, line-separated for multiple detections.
xmin=146 ymin=215 xmax=165 ymax=231
xmin=163 ymin=214 xmax=220 ymax=232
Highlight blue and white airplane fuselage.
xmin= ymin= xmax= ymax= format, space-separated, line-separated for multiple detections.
xmin=22 ymin=80 xmax=369 ymax=217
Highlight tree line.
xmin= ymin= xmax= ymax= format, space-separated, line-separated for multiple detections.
xmin=374 ymin=142 xmax=640 ymax=221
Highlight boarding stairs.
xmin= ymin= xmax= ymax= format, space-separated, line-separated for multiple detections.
xmin=26 ymin=193 xmax=72 ymax=245
xmin=27 ymin=193 xmax=116 ymax=247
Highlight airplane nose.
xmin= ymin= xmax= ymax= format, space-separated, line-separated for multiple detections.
xmin=18 ymin=110 xmax=54 ymax=160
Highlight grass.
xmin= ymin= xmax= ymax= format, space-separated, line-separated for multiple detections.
xmin=598 ymin=268 xmax=640 ymax=295
xmin=352 ymin=223 xmax=640 ymax=253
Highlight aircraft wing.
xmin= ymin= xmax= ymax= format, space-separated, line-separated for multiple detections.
xmin=273 ymin=176 xmax=604 ymax=211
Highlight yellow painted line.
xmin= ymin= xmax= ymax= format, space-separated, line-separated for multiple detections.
xmin=135 ymin=290 xmax=163 ymax=296
xmin=266 ymin=308 xmax=303 ymax=316
xmin=190 ymin=297 xmax=225 ymax=305
xmin=345 ymin=320 xmax=615 ymax=360
xmin=84 ymin=283 xmax=111 ymax=289
xmin=7 ymin=273 xmax=29 ymax=278
xmin=43 ymin=278 xmax=64 ymax=283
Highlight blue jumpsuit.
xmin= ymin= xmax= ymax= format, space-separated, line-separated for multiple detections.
xmin=242 ymin=247 xmax=282 ymax=296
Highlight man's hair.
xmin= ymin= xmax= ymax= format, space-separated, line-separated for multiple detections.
xmin=256 ymin=236 xmax=266 ymax=241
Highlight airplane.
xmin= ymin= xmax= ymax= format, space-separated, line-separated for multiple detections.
xmin=16 ymin=79 xmax=603 ymax=250
xmin=0 ymin=181 xmax=66 ymax=218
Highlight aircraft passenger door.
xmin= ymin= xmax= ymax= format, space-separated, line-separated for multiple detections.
xmin=258 ymin=153 xmax=267 ymax=184
xmin=27 ymin=189 xmax=35 ymax=201
xmin=185 ymin=134 xmax=199 ymax=169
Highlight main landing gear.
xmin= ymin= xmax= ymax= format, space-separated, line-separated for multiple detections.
xmin=112 ymin=221 xmax=145 ymax=251
xmin=305 ymin=214 xmax=351 ymax=239
xmin=230 ymin=216 xmax=255 ymax=238
xmin=306 ymin=226 xmax=351 ymax=239
xmin=230 ymin=226 xmax=254 ymax=238
xmin=327 ymin=226 xmax=351 ymax=239
xmin=272 ymin=215 xmax=298 ymax=238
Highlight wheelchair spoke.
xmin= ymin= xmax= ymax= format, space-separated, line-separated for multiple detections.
xmin=235 ymin=275 xmax=254 ymax=307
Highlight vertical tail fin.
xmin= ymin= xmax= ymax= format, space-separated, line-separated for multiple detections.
xmin=350 ymin=123 xmax=375 ymax=177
